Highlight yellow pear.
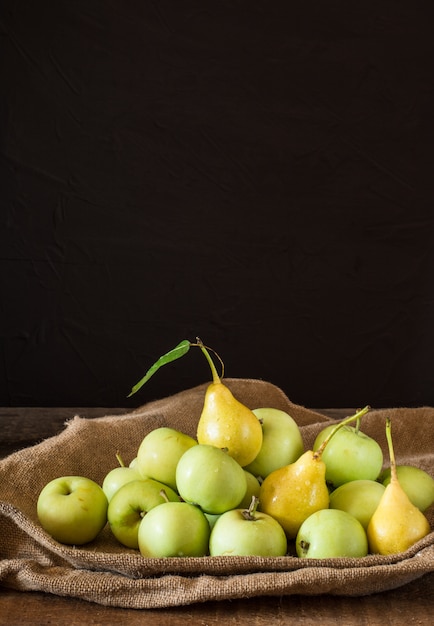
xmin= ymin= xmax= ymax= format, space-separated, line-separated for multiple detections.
xmin=259 ymin=406 xmax=370 ymax=538
xmin=259 ymin=449 xmax=329 ymax=538
xmin=196 ymin=342 xmax=263 ymax=467
xmin=367 ymin=418 xmax=431 ymax=555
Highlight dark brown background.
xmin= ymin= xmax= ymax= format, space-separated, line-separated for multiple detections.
xmin=1 ymin=1 xmax=433 ymax=409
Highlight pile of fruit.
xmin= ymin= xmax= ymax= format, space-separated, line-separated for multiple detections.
xmin=36 ymin=340 xmax=434 ymax=559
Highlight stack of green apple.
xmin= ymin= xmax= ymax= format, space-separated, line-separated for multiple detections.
xmin=36 ymin=407 xmax=434 ymax=559
xmin=36 ymin=408 xmax=301 ymax=556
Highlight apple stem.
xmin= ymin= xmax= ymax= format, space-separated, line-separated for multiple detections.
xmin=194 ymin=337 xmax=224 ymax=383
xmin=159 ymin=489 xmax=170 ymax=503
xmin=385 ymin=417 xmax=398 ymax=484
xmin=241 ymin=495 xmax=260 ymax=521
xmin=313 ymin=405 xmax=370 ymax=460
xmin=115 ymin=451 xmax=125 ymax=467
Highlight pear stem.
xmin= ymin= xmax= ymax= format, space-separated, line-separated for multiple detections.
xmin=313 ymin=405 xmax=371 ymax=460
xmin=385 ymin=417 xmax=397 ymax=484
xmin=195 ymin=338 xmax=222 ymax=384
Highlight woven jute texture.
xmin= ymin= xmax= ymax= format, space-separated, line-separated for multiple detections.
xmin=0 ymin=378 xmax=433 ymax=609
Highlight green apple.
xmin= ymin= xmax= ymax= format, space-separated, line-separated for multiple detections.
xmin=107 ymin=478 xmax=179 ymax=549
xmin=136 ymin=427 xmax=197 ymax=491
xmin=296 ymin=509 xmax=368 ymax=558
xmin=204 ymin=512 xmax=221 ymax=530
xmin=244 ymin=408 xmax=304 ymax=478
xmin=215 ymin=468 xmax=279 ymax=524
xmin=102 ymin=465 xmax=143 ymax=502
xmin=313 ymin=424 xmax=383 ymax=488
xmin=329 ymin=479 xmax=386 ymax=529
xmin=209 ymin=498 xmax=287 ymax=557
xmin=379 ymin=465 xmax=434 ymax=512
xmin=176 ymin=444 xmax=247 ymax=514
xmin=138 ymin=501 xmax=210 ymax=557
xmin=37 ymin=476 xmax=108 ymax=545
xmin=236 ymin=470 xmax=261 ymax=509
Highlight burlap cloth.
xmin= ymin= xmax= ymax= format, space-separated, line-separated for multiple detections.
xmin=0 ymin=379 xmax=433 ymax=608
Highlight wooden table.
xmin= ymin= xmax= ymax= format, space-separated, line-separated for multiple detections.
xmin=1 ymin=407 xmax=433 ymax=625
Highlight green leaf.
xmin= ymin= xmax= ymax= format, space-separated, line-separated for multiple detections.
xmin=127 ymin=340 xmax=191 ymax=397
